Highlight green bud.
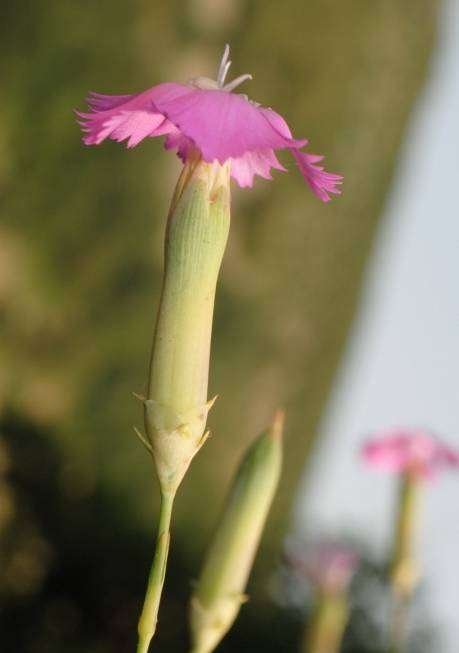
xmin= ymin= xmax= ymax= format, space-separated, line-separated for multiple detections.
xmin=189 ymin=412 xmax=284 ymax=653
xmin=144 ymin=157 xmax=231 ymax=495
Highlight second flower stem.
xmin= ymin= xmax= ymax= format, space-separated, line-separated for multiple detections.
xmin=388 ymin=472 xmax=420 ymax=653
xmin=137 ymin=491 xmax=175 ymax=653
xmin=389 ymin=593 xmax=410 ymax=653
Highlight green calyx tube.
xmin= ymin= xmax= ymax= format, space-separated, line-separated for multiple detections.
xmin=136 ymin=156 xmax=231 ymax=653
xmin=145 ymin=156 xmax=231 ymax=495
xmin=189 ymin=412 xmax=283 ymax=653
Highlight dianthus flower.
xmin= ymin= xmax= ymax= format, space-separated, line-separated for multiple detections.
xmin=77 ymin=45 xmax=342 ymax=201
xmin=287 ymin=539 xmax=357 ymax=653
xmin=287 ymin=539 xmax=358 ymax=596
xmin=361 ymin=427 xmax=459 ymax=480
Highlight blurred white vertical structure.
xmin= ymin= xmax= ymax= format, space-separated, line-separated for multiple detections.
xmin=296 ymin=1 xmax=459 ymax=651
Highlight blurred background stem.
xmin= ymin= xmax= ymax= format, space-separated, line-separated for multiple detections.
xmin=388 ymin=593 xmax=410 ymax=653
xmin=304 ymin=593 xmax=348 ymax=653
xmin=388 ymin=472 xmax=421 ymax=653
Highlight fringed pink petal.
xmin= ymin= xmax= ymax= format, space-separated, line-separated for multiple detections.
xmin=434 ymin=442 xmax=459 ymax=471
xmin=260 ymin=107 xmax=297 ymax=140
xmin=164 ymin=130 xmax=196 ymax=163
xmin=112 ymin=112 xmax=168 ymax=148
xmin=86 ymin=92 xmax=134 ymax=111
xmin=260 ymin=107 xmax=343 ymax=201
xmin=361 ymin=428 xmax=459 ymax=480
xmin=77 ymin=80 xmax=344 ymax=201
xmin=287 ymin=539 xmax=358 ymax=595
xmin=77 ymin=85 xmax=183 ymax=147
xmin=230 ymin=149 xmax=286 ymax=188
xmin=291 ymin=150 xmax=343 ymax=202
xmin=152 ymin=84 xmax=306 ymax=163
xmin=361 ymin=434 xmax=412 ymax=473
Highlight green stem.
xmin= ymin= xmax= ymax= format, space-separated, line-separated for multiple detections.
xmin=391 ymin=473 xmax=418 ymax=574
xmin=388 ymin=472 xmax=421 ymax=653
xmin=304 ymin=593 xmax=348 ymax=653
xmin=388 ymin=593 xmax=410 ymax=653
xmin=136 ymin=491 xmax=175 ymax=653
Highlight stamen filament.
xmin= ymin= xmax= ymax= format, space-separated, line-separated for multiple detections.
xmin=219 ymin=60 xmax=232 ymax=87
xmin=191 ymin=44 xmax=253 ymax=93
xmin=217 ymin=44 xmax=231 ymax=86
xmin=223 ymin=74 xmax=253 ymax=92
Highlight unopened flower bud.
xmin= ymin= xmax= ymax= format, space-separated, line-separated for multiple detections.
xmin=189 ymin=411 xmax=283 ymax=653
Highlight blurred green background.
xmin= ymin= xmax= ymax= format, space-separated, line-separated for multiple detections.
xmin=0 ymin=1 xmax=440 ymax=651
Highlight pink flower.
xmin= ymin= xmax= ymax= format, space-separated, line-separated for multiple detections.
xmin=286 ymin=539 xmax=358 ymax=595
xmin=77 ymin=45 xmax=342 ymax=201
xmin=361 ymin=428 xmax=459 ymax=480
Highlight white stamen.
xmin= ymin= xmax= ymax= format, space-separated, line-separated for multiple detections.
xmin=190 ymin=44 xmax=253 ymax=93
xmin=219 ymin=60 xmax=232 ymax=86
xmin=223 ymin=74 xmax=253 ymax=92
xmin=217 ymin=44 xmax=231 ymax=87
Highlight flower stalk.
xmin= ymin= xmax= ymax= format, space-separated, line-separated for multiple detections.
xmin=291 ymin=541 xmax=357 ymax=653
xmin=391 ymin=471 xmax=421 ymax=596
xmin=304 ymin=592 xmax=349 ymax=653
xmin=137 ymin=491 xmax=173 ymax=653
xmin=189 ymin=412 xmax=283 ymax=653
xmin=361 ymin=429 xmax=459 ymax=653
xmin=136 ymin=156 xmax=231 ymax=653
xmin=388 ymin=471 xmax=421 ymax=653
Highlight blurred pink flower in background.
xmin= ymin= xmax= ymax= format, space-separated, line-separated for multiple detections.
xmin=77 ymin=45 xmax=342 ymax=201
xmin=361 ymin=428 xmax=459 ymax=480
xmin=286 ymin=539 xmax=359 ymax=596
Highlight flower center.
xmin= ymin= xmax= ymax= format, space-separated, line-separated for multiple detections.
xmin=189 ymin=44 xmax=253 ymax=92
